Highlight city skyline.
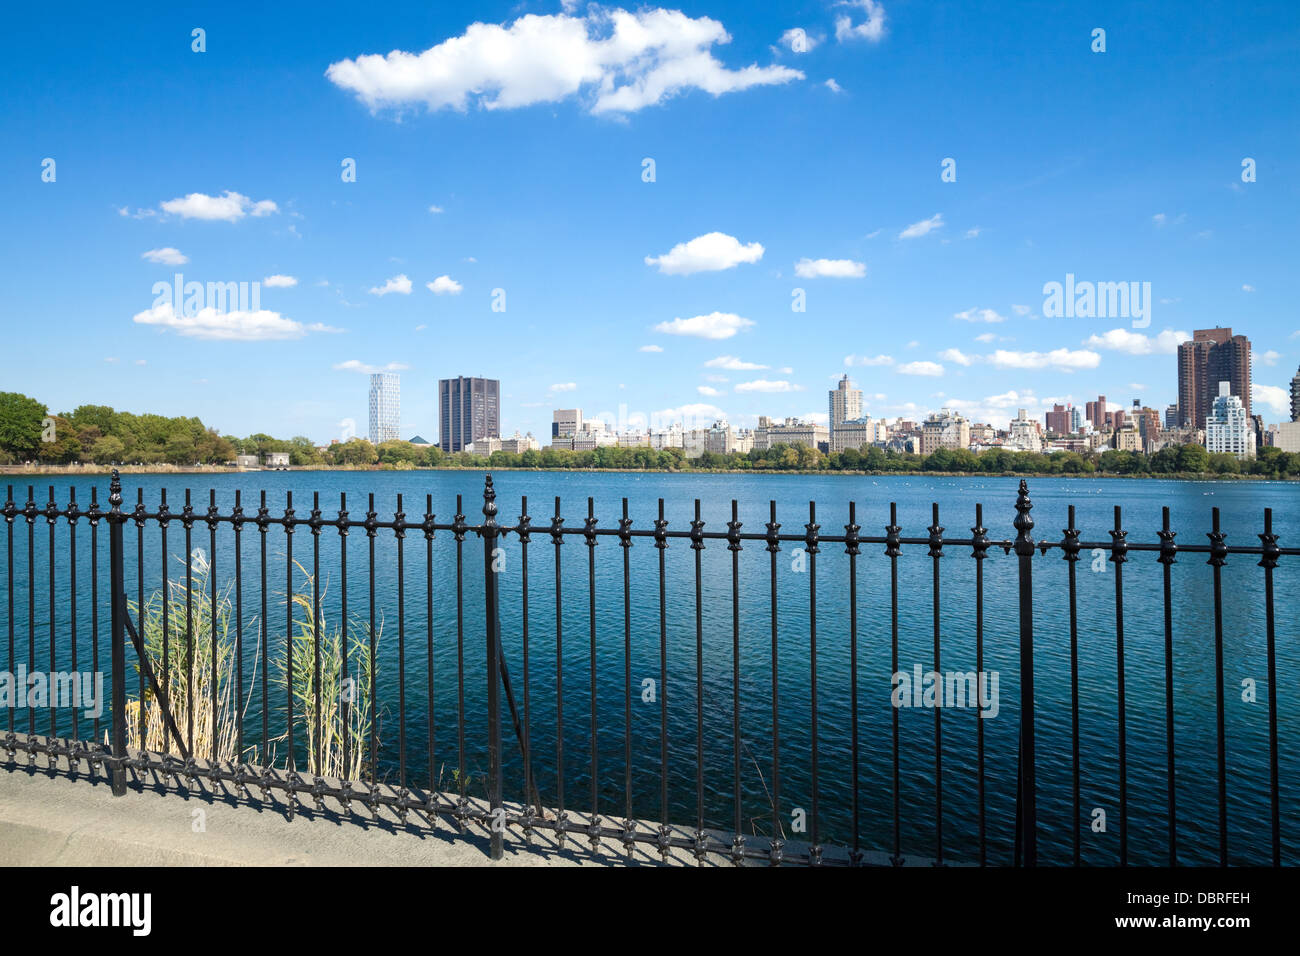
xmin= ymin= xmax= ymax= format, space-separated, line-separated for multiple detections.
xmin=4 ymin=2 xmax=1298 ymax=443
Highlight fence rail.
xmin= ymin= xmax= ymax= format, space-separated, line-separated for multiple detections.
xmin=1 ymin=470 xmax=1295 ymax=866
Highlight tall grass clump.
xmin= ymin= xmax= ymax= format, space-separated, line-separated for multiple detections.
xmin=270 ymin=561 xmax=380 ymax=783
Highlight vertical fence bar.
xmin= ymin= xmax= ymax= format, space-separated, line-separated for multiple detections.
xmin=886 ymin=502 xmax=902 ymax=864
xmin=1013 ymin=480 xmax=1036 ymax=867
xmin=90 ymin=487 xmax=100 ymax=745
xmin=367 ymin=494 xmax=379 ymax=784
xmin=421 ymin=493 xmax=431 ymax=794
xmin=46 ymin=486 xmax=56 ymax=742
xmin=620 ymin=498 xmax=633 ymax=835
xmin=67 ymin=489 xmax=79 ymax=743
xmin=158 ymin=490 xmax=170 ymax=755
xmin=184 ymin=490 xmax=194 ymax=755
xmin=766 ymin=500 xmax=781 ymax=864
xmin=233 ymin=490 xmax=244 ymax=765
xmin=135 ymin=489 xmax=145 ymax=745
xmin=728 ymin=499 xmax=743 ymax=861
xmin=1158 ymin=506 xmax=1178 ymax=866
xmin=845 ymin=501 xmax=860 ymax=864
xmin=453 ymin=494 xmax=465 ymax=790
xmin=928 ymin=502 xmax=943 ymax=865
xmin=806 ymin=500 xmax=820 ymax=864
xmin=312 ymin=493 xmax=324 ymax=776
xmin=284 ymin=491 xmax=295 ymax=774
xmin=1258 ymin=509 xmax=1280 ymax=867
xmin=585 ymin=496 xmax=598 ymax=834
xmin=209 ymin=490 xmax=219 ymax=763
xmin=1208 ymin=507 xmax=1228 ymax=866
xmin=4 ymin=485 xmax=13 ymax=737
xmin=551 ymin=496 xmax=566 ymax=834
xmin=26 ymin=486 xmax=34 ymax=737
xmin=972 ymin=504 xmax=990 ymax=866
xmin=691 ymin=499 xmax=704 ymax=852
xmin=395 ymin=494 xmax=406 ymax=789
xmin=108 ymin=471 xmax=127 ymax=796
xmin=1111 ymin=504 xmax=1128 ymax=866
xmin=338 ymin=493 xmax=351 ymax=781
xmin=1063 ymin=505 xmax=1081 ymax=867
xmin=519 ymin=496 xmax=532 ymax=817
xmin=655 ymin=498 xmax=669 ymax=850
xmin=482 ymin=476 xmax=504 ymax=860
xmin=258 ymin=491 xmax=269 ymax=759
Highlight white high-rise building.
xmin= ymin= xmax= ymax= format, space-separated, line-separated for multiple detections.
xmin=1205 ymin=380 xmax=1255 ymax=460
xmin=368 ymin=372 xmax=400 ymax=445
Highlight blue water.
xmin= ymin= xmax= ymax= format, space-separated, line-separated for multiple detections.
xmin=1 ymin=470 xmax=1296 ymax=865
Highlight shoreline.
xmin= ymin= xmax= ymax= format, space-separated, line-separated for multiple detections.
xmin=1 ymin=464 xmax=1293 ymax=482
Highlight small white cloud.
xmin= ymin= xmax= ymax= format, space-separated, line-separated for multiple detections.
xmin=794 ymin=257 xmax=866 ymax=278
xmin=333 ymin=360 xmax=409 ymax=374
xmin=428 ymin=204 xmax=444 ymax=214
xmin=1260 ymin=349 xmax=1281 ymax=366
xmin=825 ymin=78 xmax=843 ymax=93
xmin=897 ymin=360 xmax=944 ymax=377
xmin=964 ymin=227 xmax=981 ymax=239
xmin=844 ymin=354 xmax=893 ymax=367
xmin=954 ymin=307 xmax=1006 ymax=323
xmin=705 ymin=355 xmax=767 ymax=370
xmin=263 ymin=274 xmax=298 ymax=287
xmin=427 ymin=275 xmax=463 ymax=295
xmin=639 ymin=344 xmax=664 ymax=353
xmin=939 ymin=348 xmax=975 ymax=367
xmin=835 ymin=0 xmax=887 ymax=43
xmin=974 ymin=333 xmax=997 ymax=343
xmin=1011 ymin=304 xmax=1032 ymax=316
xmin=549 ymin=382 xmax=578 ymax=392
xmin=141 ymin=247 xmax=188 ymax=265
xmin=1152 ymin=213 xmax=1167 ymax=226
xmin=697 ymin=385 xmax=723 ymax=396
xmin=370 ymin=274 xmax=412 ymax=296
xmin=646 ymin=232 xmax=764 ymax=275
xmin=898 ymin=213 xmax=943 ymax=239
xmin=734 ymin=379 xmax=802 ymax=393
xmin=781 ymin=27 xmax=820 ymax=52
xmin=160 ymin=190 xmax=278 ymax=222
xmin=654 ymin=312 xmax=754 ymax=340
xmin=1242 ymin=284 xmax=1256 ymax=293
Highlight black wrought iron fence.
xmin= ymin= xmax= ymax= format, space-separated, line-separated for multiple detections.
xmin=0 ymin=470 xmax=1295 ymax=866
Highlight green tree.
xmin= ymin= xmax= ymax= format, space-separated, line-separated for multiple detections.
xmin=0 ymin=391 xmax=48 ymax=460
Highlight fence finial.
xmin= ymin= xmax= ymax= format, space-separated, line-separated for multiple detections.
xmin=1013 ymin=479 xmax=1034 ymax=555
xmin=482 ymin=473 xmax=497 ymax=522
xmin=109 ymin=468 xmax=122 ymax=511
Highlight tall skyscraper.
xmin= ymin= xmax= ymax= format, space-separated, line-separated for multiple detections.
xmin=1177 ymin=327 xmax=1251 ymax=429
xmin=1085 ymin=395 xmax=1107 ymax=430
xmin=439 ymin=376 xmax=501 ymax=453
xmin=828 ymin=374 xmax=862 ymax=445
xmin=368 ymin=372 xmax=400 ymax=445
xmin=1291 ymin=364 xmax=1300 ymax=421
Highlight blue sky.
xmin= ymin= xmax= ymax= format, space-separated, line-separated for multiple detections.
xmin=3 ymin=0 xmax=1298 ymax=442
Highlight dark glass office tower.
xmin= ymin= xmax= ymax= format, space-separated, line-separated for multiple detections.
xmin=438 ymin=376 xmax=500 ymax=452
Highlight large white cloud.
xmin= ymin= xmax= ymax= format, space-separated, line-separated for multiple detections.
xmin=654 ymin=312 xmax=754 ymax=339
xmin=160 ymin=191 xmax=278 ymax=222
xmin=133 ymin=302 xmax=337 ymax=341
xmin=989 ymin=348 xmax=1100 ymax=371
xmin=1254 ymin=384 xmax=1291 ymax=418
xmin=1083 ymin=328 xmax=1190 ymax=355
xmin=646 ymin=232 xmax=764 ymax=275
xmin=326 ymin=8 xmax=803 ymax=116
